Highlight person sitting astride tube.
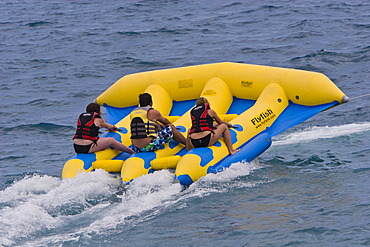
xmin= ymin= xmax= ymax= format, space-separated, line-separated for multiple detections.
xmin=129 ymin=93 xmax=187 ymax=152
xmin=73 ymin=103 xmax=135 ymax=155
xmin=186 ymin=97 xmax=239 ymax=155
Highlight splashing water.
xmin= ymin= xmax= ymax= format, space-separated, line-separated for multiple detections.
xmin=272 ymin=122 xmax=370 ymax=145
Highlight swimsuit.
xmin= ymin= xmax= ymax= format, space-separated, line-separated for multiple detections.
xmin=190 ymin=132 xmax=213 ymax=148
xmin=74 ymin=143 xmax=93 ymax=154
xmin=130 ymin=126 xmax=173 ymax=152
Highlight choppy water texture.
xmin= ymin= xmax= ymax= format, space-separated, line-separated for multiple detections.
xmin=0 ymin=1 xmax=369 ymax=246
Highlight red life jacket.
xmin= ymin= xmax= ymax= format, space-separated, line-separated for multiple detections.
xmin=189 ymin=103 xmax=214 ymax=134
xmin=73 ymin=112 xmax=100 ymax=141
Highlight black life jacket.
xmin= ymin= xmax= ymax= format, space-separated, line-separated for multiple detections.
xmin=130 ymin=106 xmax=158 ymax=139
xmin=189 ymin=103 xmax=214 ymax=134
xmin=73 ymin=112 xmax=100 ymax=141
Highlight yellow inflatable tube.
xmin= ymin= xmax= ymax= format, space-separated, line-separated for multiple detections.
xmin=62 ymin=62 xmax=347 ymax=187
xmin=96 ymin=62 xmax=346 ymax=107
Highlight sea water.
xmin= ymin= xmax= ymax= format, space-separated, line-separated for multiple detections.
xmin=0 ymin=1 xmax=369 ymax=246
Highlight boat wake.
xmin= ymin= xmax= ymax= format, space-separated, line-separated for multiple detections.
xmin=1 ymin=123 xmax=367 ymax=246
xmin=272 ymin=122 xmax=370 ymax=146
xmin=5 ymin=123 xmax=365 ymax=246
xmin=0 ymin=161 xmax=260 ymax=246
xmin=3 ymin=123 xmax=365 ymax=246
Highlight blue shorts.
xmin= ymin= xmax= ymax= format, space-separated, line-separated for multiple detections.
xmin=130 ymin=126 xmax=173 ymax=152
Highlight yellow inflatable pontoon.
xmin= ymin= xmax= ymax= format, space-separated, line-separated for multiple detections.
xmin=62 ymin=62 xmax=348 ymax=186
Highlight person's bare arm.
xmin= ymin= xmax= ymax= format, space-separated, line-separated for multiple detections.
xmin=95 ymin=118 xmax=117 ymax=131
xmin=147 ymin=109 xmax=171 ymax=126
xmin=208 ymin=109 xmax=232 ymax=127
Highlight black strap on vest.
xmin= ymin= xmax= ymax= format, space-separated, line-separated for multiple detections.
xmin=130 ymin=106 xmax=158 ymax=139
xmin=189 ymin=103 xmax=214 ymax=134
xmin=73 ymin=112 xmax=100 ymax=140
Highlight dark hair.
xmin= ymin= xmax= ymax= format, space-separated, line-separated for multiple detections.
xmin=139 ymin=93 xmax=152 ymax=107
xmin=86 ymin=103 xmax=101 ymax=113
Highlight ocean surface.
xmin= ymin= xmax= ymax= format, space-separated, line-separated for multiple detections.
xmin=0 ymin=0 xmax=369 ymax=246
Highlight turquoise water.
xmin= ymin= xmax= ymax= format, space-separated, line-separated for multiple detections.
xmin=0 ymin=1 xmax=369 ymax=246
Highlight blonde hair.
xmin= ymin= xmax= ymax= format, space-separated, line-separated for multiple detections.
xmin=196 ymin=97 xmax=209 ymax=106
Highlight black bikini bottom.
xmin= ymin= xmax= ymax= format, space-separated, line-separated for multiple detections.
xmin=190 ymin=132 xmax=212 ymax=148
xmin=74 ymin=143 xmax=93 ymax=154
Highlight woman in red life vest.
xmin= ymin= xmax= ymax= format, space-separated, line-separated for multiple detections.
xmin=186 ymin=97 xmax=239 ymax=155
xmin=73 ymin=103 xmax=135 ymax=154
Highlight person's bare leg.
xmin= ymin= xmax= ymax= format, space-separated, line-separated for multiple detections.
xmin=221 ymin=127 xmax=240 ymax=155
xmin=168 ymin=124 xmax=186 ymax=145
xmin=209 ymin=124 xmax=239 ymax=155
xmin=186 ymin=134 xmax=194 ymax=151
xmin=89 ymin=137 xmax=134 ymax=154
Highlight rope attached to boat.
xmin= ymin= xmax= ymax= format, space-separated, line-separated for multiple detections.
xmin=350 ymin=93 xmax=370 ymax=101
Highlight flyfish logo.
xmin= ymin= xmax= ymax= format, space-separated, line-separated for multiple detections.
xmin=251 ymin=109 xmax=275 ymax=127
xmin=241 ymin=81 xmax=253 ymax=87
xmin=202 ymin=89 xmax=217 ymax=96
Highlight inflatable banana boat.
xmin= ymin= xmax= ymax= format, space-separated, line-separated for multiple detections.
xmin=62 ymin=62 xmax=348 ymax=186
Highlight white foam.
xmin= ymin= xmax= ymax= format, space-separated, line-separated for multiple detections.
xmin=201 ymin=160 xmax=260 ymax=183
xmin=0 ymin=161 xmax=265 ymax=246
xmin=272 ymin=122 xmax=370 ymax=146
xmin=80 ymin=170 xmax=183 ymax=235
xmin=0 ymin=174 xmax=61 ymax=204
xmin=0 ymin=170 xmax=119 ymax=246
xmin=83 ymin=161 xmax=262 ymax=236
xmin=0 ymin=200 xmax=61 ymax=241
